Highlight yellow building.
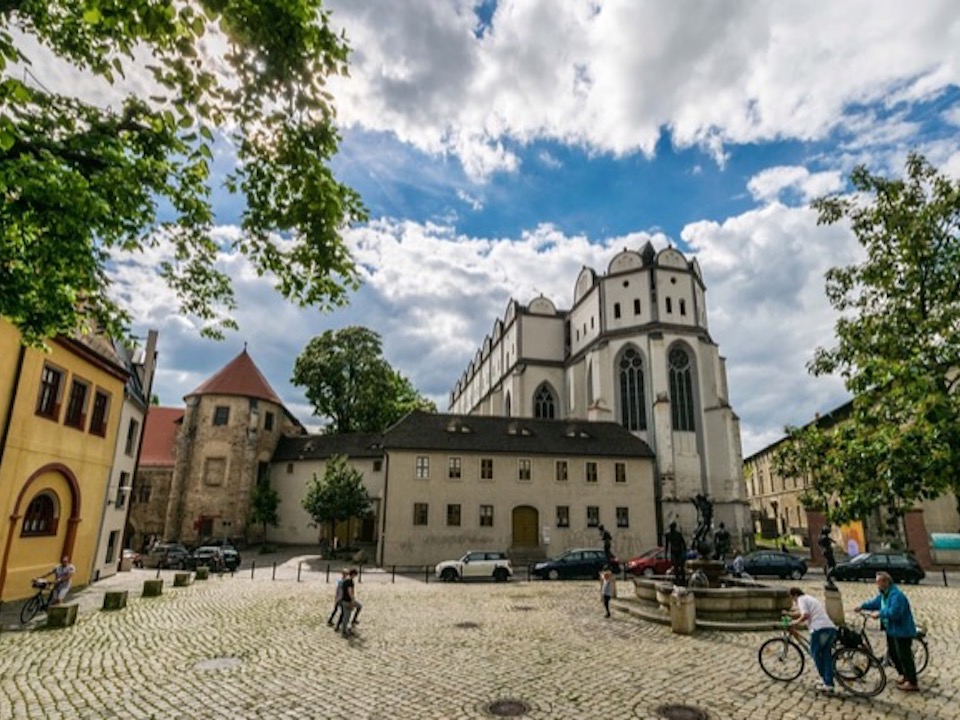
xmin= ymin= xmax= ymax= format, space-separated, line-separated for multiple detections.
xmin=0 ymin=319 xmax=128 ymax=601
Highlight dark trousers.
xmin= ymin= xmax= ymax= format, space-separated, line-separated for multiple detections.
xmin=602 ymin=595 xmax=611 ymax=617
xmin=887 ymin=634 xmax=917 ymax=685
xmin=328 ymin=601 xmax=342 ymax=626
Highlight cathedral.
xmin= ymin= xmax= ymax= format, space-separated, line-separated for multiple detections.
xmin=448 ymin=241 xmax=750 ymax=545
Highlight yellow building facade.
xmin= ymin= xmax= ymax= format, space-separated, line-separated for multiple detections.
xmin=0 ymin=320 xmax=128 ymax=601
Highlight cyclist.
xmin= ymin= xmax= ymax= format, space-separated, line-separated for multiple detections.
xmin=40 ymin=555 xmax=76 ymax=606
xmin=855 ymin=571 xmax=919 ymax=693
xmin=785 ymin=587 xmax=837 ymax=693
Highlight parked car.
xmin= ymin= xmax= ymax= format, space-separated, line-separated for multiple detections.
xmin=435 ymin=551 xmax=512 ymax=582
xmin=185 ymin=546 xmax=242 ymax=572
xmin=830 ymin=552 xmax=925 ymax=584
xmin=726 ymin=550 xmax=807 ymax=579
xmin=142 ymin=542 xmax=190 ymax=569
xmin=625 ymin=547 xmax=672 ymax=577
xmin=531 ymin=549 xmax=619 ymax=580
xmin=120 ymin=548 xmax=143 ymax=569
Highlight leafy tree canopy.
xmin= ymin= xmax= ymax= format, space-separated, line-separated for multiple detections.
xmin=301 ymin=454 xmax=370 ymax=542
xmin=805 ymin=153 xmax=960 ymax=526
xmin=1 ymin=0 xmax=366 ymax=346
xmin=291 ymin=325 xmax=437 ymax=433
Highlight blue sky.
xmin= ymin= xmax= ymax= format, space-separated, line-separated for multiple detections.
xmin=26 ymin=1 xmax=960 ymax=455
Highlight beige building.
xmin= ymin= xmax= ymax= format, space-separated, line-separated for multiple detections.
xmin=449 ymin=242 xmax=748 ymax=544
xmin=743 ymin=400 xmax=960 ymax=551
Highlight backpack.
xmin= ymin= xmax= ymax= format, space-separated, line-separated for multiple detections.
xmin=837 ymin=626 xmax=862 ymax=649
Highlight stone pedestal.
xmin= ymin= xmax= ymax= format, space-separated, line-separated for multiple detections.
xmin=173 ymin=573 xmax=192 ymax=587
xmin=47 ymin=603 xmax=78 ymax=628
xmin=102 ymin=591 xmax=128 ymax=611
xmin=686 ymin=559 xmax=726 ymax=588
xmin=195 ymin=567 xmax=210 ymax=580
xmin=823 ymin=584 xmax=845 ymax=626
xmin=142 ymin=579 xmax=163 ymax=597
xmin=669 ymin=587 xmax=696 ymax=635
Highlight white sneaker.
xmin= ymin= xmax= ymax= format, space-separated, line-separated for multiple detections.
xmin=819 ymin=685 xmax=835 ymax=694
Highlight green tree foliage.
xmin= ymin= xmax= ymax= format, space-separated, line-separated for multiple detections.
xmin=806 ymin=154 xmax=960 ymax=527
xmin=301 ymin=454 xmax=370 ymax=546
xmin=291 ymin=326 xmax=436 ymax=433
xmin=1 ymin=0 xmax=366 ymax=346
xmin=249 ymin=478 xmax=280 ymax=542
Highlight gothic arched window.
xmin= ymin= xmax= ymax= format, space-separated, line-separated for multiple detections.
xmin=534 ymin=384 xmax=556 ymax=419
xmin=669 ymin=347 xmax=696 ymax=431
xmin=618 ymin=347 xmax=646 ymax=431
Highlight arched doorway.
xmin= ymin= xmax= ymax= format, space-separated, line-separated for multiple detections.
xmin=512 ymin=506 xmax=539 ymax=548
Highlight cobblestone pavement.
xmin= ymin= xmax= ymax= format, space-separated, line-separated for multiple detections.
xmin=1 ymin=556 xmax=958 ymax=720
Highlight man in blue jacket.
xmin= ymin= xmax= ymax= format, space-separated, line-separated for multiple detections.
xmin=855 ymin=571 xmax=919 ymax=692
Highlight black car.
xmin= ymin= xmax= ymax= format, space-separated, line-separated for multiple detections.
xmin=185 ymin=546 xmax=242 ymax=572
xmin=830 ymin=552 xmax=924 ymax=584
xmin=531 ymin=548 xmax=619 ymax=580
xmin=728 ymin=550 xmax=807 ymax=579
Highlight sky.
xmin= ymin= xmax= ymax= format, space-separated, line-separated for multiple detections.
xmin=23 ymin=1 xmax=960 ymax=456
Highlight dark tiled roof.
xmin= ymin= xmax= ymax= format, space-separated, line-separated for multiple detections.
xmin=140 ymin=406 xmax=184 ymax=466
xmin=273 ymin=432 xmax=384 ymax=461
xmin=382 ymin=411 xmax=655 ymax=458
xmin=186 ymin=349 xmax=283 ymax=404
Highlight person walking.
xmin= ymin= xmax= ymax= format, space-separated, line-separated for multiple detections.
xmin=855 ymin=571 xmax=919 ymax=692
xmin=338 ymin=569 xmax=362 ymax=637
xmin=599 ymin=567 xmax=617 ymax=618
xmin=786 ymin=587 xmax=837 ymax=693
xmin=328 ymin=568 xmax=348 ymax=627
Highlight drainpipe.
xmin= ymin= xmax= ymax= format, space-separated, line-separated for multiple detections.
xmin=0 ymin=345 xmax=26 ymax=470
xmin=377 ymin=450 xmax=389 ymax=567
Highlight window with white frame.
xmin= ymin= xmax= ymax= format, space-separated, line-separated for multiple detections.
xmin=616 ymin=506 xmax=629 ymax=528
xmin=480 ymin=458 xmax=493 ymax=480
xmin=586 ymin=506 xmax=600 ymax=527
xmin=556 ymin=506 xmax=570 ymax=528
xmin=415 ymin=456 xmax=430 ymax=479
xmin=518 ymin=459 xmax=531 ymax=481
xmin=479 ymin=505 xmax=494 ymax=527
xmin=585 ymin=461 xmax=598 ymax=483
xmin=448 ymin=457 xmax=462 ymax=479
xmin=555 ymin=460 xmax=568 ymax=482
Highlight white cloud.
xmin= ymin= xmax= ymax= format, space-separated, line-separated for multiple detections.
xmin=327 ymin=0 xmax=960 ymax=179
xmin=747 ymin=166 xmax=844 ymax=203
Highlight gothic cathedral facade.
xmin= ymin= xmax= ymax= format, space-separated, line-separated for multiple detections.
xmin=448 ymin=242 xmax=750 ymax=543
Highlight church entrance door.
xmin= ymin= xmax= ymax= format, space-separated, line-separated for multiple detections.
xmin=512 ymin=506 xmax=539 ymax=548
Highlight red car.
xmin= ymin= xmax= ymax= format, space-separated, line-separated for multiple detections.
xmin=625 ymin=547 xmax=673 ymax=577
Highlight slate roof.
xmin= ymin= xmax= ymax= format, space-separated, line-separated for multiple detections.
xmin=273 ymin=432 xmax=384 ymax=461
xmin=139 ymin=406 xmax=184 ymax=467
xmin=382 ymin=411 xmax=655 ymax=458
xmin=186 ymin=349 xmax=283 ymax=405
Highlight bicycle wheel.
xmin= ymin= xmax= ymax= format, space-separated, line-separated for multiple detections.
xmin=758 ymin=637 xmax=805 ymax=681
xmin=913 ymin=636 xmax=929 ymax=674
xmin=833 ymin=647 xmax=886 ymax=697
xmin=19 ymin=595 xmax=41 ymax=624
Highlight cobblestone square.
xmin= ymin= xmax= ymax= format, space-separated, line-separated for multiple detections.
xmin=1 ymin=556 xmax=957 ymax=720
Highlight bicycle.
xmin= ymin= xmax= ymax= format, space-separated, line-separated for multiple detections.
xmin=848 ymin=610 xmax=928 ymax=675
xmin=758 ymin=617 xmax=886 ymax=697
xmin=20 ymin=578 xmax=57 ymax=624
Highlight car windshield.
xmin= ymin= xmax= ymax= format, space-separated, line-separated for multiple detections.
xmin=849 ymin=553 xmax=870 ymax=564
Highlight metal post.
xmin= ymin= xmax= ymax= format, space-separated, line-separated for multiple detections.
xmin=297 ymin=561 xmax=302 ymax=582
xmin=391 ymin=565 xmax=396 ymax=583
xmin=358 ymin=564 xmax=362 ymax=583
xmin=156 ymin=566 xmax=161 ymax=579
xmin=425 ymin=566 xmax=429 ymax=583
xmin=326 ymin=563 xmax=330 ymax=583
xmin=944 ymin=568 xmax=949 ymax=587
xmin=272 ymin=562 xmax=276 ymax=581
xmin=250 ymin=561 xmax=255 ymax=579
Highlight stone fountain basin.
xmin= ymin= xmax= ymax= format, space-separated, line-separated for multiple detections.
xmin=633 ymin=577 xmax=792 ymax=623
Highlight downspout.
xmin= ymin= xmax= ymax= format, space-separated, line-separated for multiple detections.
xmin=0 ymin=345 xmax=26 ymax=469
xmin=377 ymin=450 xmax=389 ymax=567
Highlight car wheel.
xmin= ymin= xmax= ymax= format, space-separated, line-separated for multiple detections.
xmin=790 ymin=569 xmax=803 ymax=580
xmin=642 ymin=567 xmax=655 ymax=577
xmin=547 ymin=569 xmax=560 ymax=581
xmin=441 ymin=568 xmax=458 ymax=582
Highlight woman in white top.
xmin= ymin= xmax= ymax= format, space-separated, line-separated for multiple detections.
xmin=786 ymin=587 xmax=837 ymax=692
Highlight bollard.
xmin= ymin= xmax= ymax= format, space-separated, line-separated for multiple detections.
xmin=326 ymin=564 xmax=330 ymax=583
xmin=173 ymin=572 xmax=192 ymax=587
xmin=669 ymin=586 xmax=696 ymax=635
xmin=142 ymin=579 xmax=163 ymax=598
xmin=102 ymin=591 xmax=129 ymax=611
xmin=297 ymin=561 xmax=302 ymax=582
xmin=250 ymin=561 xmax=255 ymax=579
xmin=47 ymin=603 xmax=78 ymax=628
xmin=195 ymin=567 xmax=210 ymax=581
xmin=272 ymin=562 xmax=276 ymax=581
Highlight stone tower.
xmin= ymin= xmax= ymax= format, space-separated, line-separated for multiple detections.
xmin=164 ymin=350 xmax=301 ymax=545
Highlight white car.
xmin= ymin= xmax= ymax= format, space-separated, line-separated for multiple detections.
xmin=435 ymin=551 xmax=513 ymax=582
